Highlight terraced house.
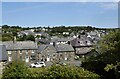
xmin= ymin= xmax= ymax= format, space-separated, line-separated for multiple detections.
xmin=38 ymin=44 xmax=75 ymax=63
xmin=2 ymin=41 xmax=38 ymax=63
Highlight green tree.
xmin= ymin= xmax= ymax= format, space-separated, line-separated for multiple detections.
xmin=82 ymin=30 xmax=120 ymax=79
xmin=2 ymin=60 xmax=31 ymax=79
xmin=30 ymin=65 xmax=100 ymax=79
xmin=26 ymin=35 xmax=35 ymax=41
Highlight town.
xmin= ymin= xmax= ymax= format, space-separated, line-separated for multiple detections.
xmin=1 ymin=1 xmax=120 ymax=79
xmin=0 ymin=25 xmax=109 ymax=64
xmin=0 ymin=25 xmax=120 ymax=79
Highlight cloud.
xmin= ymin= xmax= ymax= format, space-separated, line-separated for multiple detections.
xmin=99 ymin=2 xmax=118 ymax=10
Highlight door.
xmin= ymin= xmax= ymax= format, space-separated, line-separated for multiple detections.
xmin=25 ymin=56 xmax=29 ymax=63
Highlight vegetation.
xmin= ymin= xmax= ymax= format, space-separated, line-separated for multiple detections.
xmin=2 ymin=61 xmax=100 ymax=79
xmin=2 ymin=25 xmax=117 ymax=41
xmin=2 ymin=61 xmax=31 ymax=79
xmin=82 ymin=30 xmax=120 ymax=79
xmin=1 ymin=25 xmax=120 ymax=78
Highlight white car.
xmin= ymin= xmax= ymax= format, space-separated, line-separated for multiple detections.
xmin=30 ymin=62 xmax=46 ymax=68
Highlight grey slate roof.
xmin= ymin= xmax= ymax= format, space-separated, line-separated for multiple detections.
xmin=38 ymin=45 xmax=56 ymax=55
xmin=20 ymin=30 xmax=34 ymax=35
xmin=76 ymin=47 xmax=92 ymax=55
xmin=38 ymin=45 xmax=47 ymax=52
xmin=50 ymin=37 xmax=74 ymax=43
xmin=37 ymin=38 xmax=50 ymax=44
xmin=71 ymin=36 xmax=92 ymax=47
xmin=2 ymin=41 xmax=38 ymax=50
xmin=38 ymin=44 xmax=74 ymax=53
xmin=55 ymin=44 xmax=74 ymax=52
xmin=38 ymin=45 xmax=56 ymax=52
xmin=0 ymin=45 xmax=7 ymax=61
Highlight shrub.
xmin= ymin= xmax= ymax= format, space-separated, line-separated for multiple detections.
xmin=29 ymin=65 xmax=100 ymax=79
xmin=2 ymin=60 xmax=31 ymax=79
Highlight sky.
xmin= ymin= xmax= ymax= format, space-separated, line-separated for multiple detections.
xmin=1 ymin=2 xmax=118 ymax=28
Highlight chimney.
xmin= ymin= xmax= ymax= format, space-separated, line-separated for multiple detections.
xmin=13 ymin=36 xmax=16 ymax=43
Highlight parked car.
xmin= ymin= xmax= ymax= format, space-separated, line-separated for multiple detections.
xmin=30 ymin=62 xmax=46 ymax=68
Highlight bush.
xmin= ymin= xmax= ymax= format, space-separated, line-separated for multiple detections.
xmin=29 ymin=65 xmax=100 ymax=79
xmin=2 ymin=61 xmax=100 ymax=79
xmin=2 ymin=60 xmax=31 ymax=79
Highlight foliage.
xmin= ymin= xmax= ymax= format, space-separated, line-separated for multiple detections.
xmin=2 ymin=61 xmax=100 ymax=79
xmin=82 ymin=30 xmax=120 ymax=79
xmin=26 ymin=34 xmax=35 ymax=41
xmin=29 ymin=65 xmax=100 ymax=79
xmin=2 ymin=60 xmax=31 ymax=79
xmin=2 ymin=33 xmax=13 ymax=41
xmin=17 ymin=34 xmax=35 ymax=41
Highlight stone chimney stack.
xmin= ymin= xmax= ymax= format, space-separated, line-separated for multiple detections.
xmin=13 ymin=36 xmax=16 ymax=43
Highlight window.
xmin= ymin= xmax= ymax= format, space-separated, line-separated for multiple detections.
xmin=15 ymin=50 xmax=17 ymax=53
xmin=26 ymin=50 xmax=28 ymax=54
xmin=20 ymin=50 xmax=22 ymax=54
xmin=20 ymin=50 xmax=22 ymax=53
xmin=8 ymin=51 xmax=12 ymax=54
xmin=8 ymin=56 xmax=12 ymax=61
xmin=31 ymin=55 xmax=36 ymax=60
xmin=32 ymin=50 xmax=34 ymax=53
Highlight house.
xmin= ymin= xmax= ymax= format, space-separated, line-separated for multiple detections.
xmin=38 ymin=44 xmax=75 ymax=63
xmin=2 ymin=41 xmax=38 ymax=63
xmin=17 ymin=30 xmax=35 ymax=37
xmin=70 ymin=35 xmax=93 ymax=56
xmin=63 ymin=32 xmax=69 ymax=35
xmin=50 ymin=37 xmax=74 ymax=45
xmin=55 ymin=44 xmax=75 ymax=61
xmin=35 ymin=32 xmax=50 ymax=39
xmin=38 ymin=45 xmax=56 ymax=62
xmin=36 ymin=38 xmax=50 ymax=44
xmin=0 ymin=45 xmax=7 ymax=62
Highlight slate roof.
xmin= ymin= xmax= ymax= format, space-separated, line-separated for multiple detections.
xmin=55 ymin=44 xmax=74 ymax=52
xmin=0 ymin=44 xmax=7 ymax=61
xmin=38 ymin=45 xmax=47 ymax=52
xmin=20 ymin=30 xmax=34 ymax=35
xmin=2 ymin=41 xmax=38 ymax=50
xmin=76 ymin=47 xmax=92 ymax=55
xmin=37 ymin=38 xmax=50 ymax=44
xmin=71 ymin=36 xmax=93 ymax=47
xmin=38 ymin=45 xmax=56 ymax=53
xmin=50 ymin=37 xmax=74 ymax=43
xmin=38 ymin=45 xmax=56 ymax=54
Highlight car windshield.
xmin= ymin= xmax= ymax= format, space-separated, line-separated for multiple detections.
xmin=34 ymin=63 xmax=38 ymax=64
xmin=40 ymin=63 xmax=43 ymax=64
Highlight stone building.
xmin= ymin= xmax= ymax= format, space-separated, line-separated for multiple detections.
xmin=2 ymin=41 xmax=38 ymax=63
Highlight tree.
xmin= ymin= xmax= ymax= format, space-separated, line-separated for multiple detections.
xmin=26 ymin=35 xmax=35 ymax=41
xmin=2 ymin=60 xmax=31 ymax=79
xmin=30 ymin=65 xmax=100 ymax=79
xmin=82 ymin=30 xmax=120 ymax=79
xmin=2 ymin=33 xmax=13 ymax=41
